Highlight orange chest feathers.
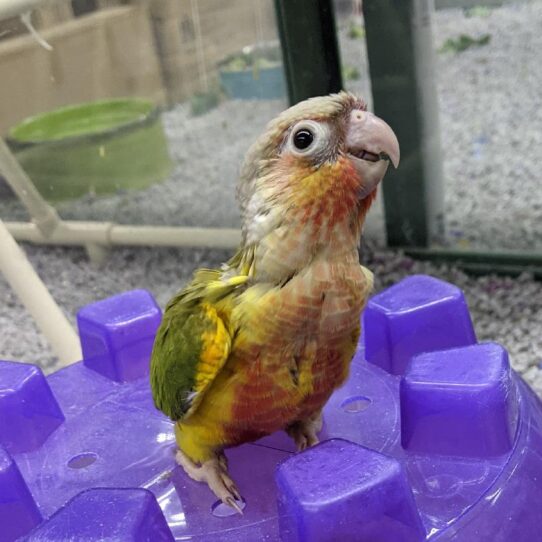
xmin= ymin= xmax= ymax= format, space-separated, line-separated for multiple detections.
xmin=221 ymin=261 xmax=373 ymax=440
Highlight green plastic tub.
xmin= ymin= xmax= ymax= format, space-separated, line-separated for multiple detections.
xmin=7 ymin=99 xmax=172 ymax=201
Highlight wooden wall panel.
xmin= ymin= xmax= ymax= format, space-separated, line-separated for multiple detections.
xmin=0 ymin=6 xmax=165 ymax=135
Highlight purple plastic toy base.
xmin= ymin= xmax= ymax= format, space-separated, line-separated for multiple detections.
xmin=1 ymin=275 xmax=542 ymax=541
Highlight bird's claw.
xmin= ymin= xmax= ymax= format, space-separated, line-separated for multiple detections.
xmin=225 ymin=496 xmax=244 ymax=515
xmin=286 ymin=415 xmax=322 ymax=452
xmin=223 ymin=477 xmax=242 ymax=502
xmin=176 ymin=449 xmax=244 ymax=514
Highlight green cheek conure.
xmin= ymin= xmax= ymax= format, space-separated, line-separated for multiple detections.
xmin=150 ymin=92 xmax=400 ymax=513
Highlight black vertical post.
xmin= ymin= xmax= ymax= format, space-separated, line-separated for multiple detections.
xmin=71 ymin=0 xmax=98 ymax=17
xmin=274 ymin=0 xmax=343 ymax=105
xmin=363 ymin=0 xmax=445 ymax=247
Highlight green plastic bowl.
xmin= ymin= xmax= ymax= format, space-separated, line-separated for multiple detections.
xmin=7 ymin=99 xmax=172 ymax=201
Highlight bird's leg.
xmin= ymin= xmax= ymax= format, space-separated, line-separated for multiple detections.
xmin=285 ymin=411 xmax=323 ymax=451
xmin=175 ymin=449 xmax=243 ymax=514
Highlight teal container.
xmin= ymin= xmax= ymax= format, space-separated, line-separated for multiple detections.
xmin=7 ymin=99 xmax=172 ymax=201
xmin=219 ymin=65 xmax=286 ymax=100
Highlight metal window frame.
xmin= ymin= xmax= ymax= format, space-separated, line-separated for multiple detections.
xmin=274 ymin=0 xmax=343 ymax=104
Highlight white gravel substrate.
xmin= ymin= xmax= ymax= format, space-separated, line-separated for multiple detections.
xmin=434 ymin=2 xmax=542 ymax=250
xmin=0 ymin=3 xmax=541 ymax=393
xmin=1 ymin=243 xmax=541 ymax=393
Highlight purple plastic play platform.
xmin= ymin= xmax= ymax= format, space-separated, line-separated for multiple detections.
xmin=2 ymin=274 xmax=542 ymax=541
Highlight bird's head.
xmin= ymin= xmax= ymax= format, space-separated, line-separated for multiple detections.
xmin=236 ymin=92 xmax=399 ymax=277
xmin=238 ymin=92 xmax=399 ymax=241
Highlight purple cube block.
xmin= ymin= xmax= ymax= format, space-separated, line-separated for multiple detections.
xmin=25 ymin=488 xmax=174 ymax=541
xmin=401 ymin=343 xmax=518 ymax=457
xmin=0 ymin=446 xmax=42 ymax=541
xmin=0 ymin=360 xmax=64 ymax=454
xmin=276 ymin=439 xmax=425 ymax=542
xmin=364 ymin=275 xmax=476 ymax=375
xmin=78 ymin=289 xmax=162 ymax=382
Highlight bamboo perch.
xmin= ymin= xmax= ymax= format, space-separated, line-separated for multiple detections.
xmin=0 ymin=219 xmax=82 ymax=366
xmin=6 ymin=221 xmax=242 ymax=249
xmin=0 ymin=138 xmax=80 ymax=365
xmin=0 ymin=138 xmax=61 ymax=236
xmin=0 ymin=136 xmax=83 ymax=365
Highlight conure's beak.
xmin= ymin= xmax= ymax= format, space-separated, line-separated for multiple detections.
xmin=346 ymin=109 xmax=400 ymax=197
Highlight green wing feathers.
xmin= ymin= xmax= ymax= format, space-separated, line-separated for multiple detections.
xmin=150 ymin=269 xmax=247 ymax=421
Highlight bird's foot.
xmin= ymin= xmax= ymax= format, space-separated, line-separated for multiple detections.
xmin=286 ymin=414 xmax=322 ymax=452
xmin=175 ymin=449 xmax=243 ymax=514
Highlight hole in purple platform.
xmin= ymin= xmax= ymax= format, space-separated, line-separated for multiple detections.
xmin=211 ymin=498 xmax=246 ymax=517
xmin=341 ymin=396 xmax=372 ymax=413
xmin=67 ymin=452 xmax=98 ymax=469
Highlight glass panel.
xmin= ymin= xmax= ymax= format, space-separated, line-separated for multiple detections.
xmin=433 ymin=1 xmax=542 ymax=251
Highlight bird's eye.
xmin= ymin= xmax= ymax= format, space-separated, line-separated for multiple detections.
xmin=293 ymin=129 xmax=314 ymax=150
xmin=286 ymin=120 xmax=328 ymax=158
